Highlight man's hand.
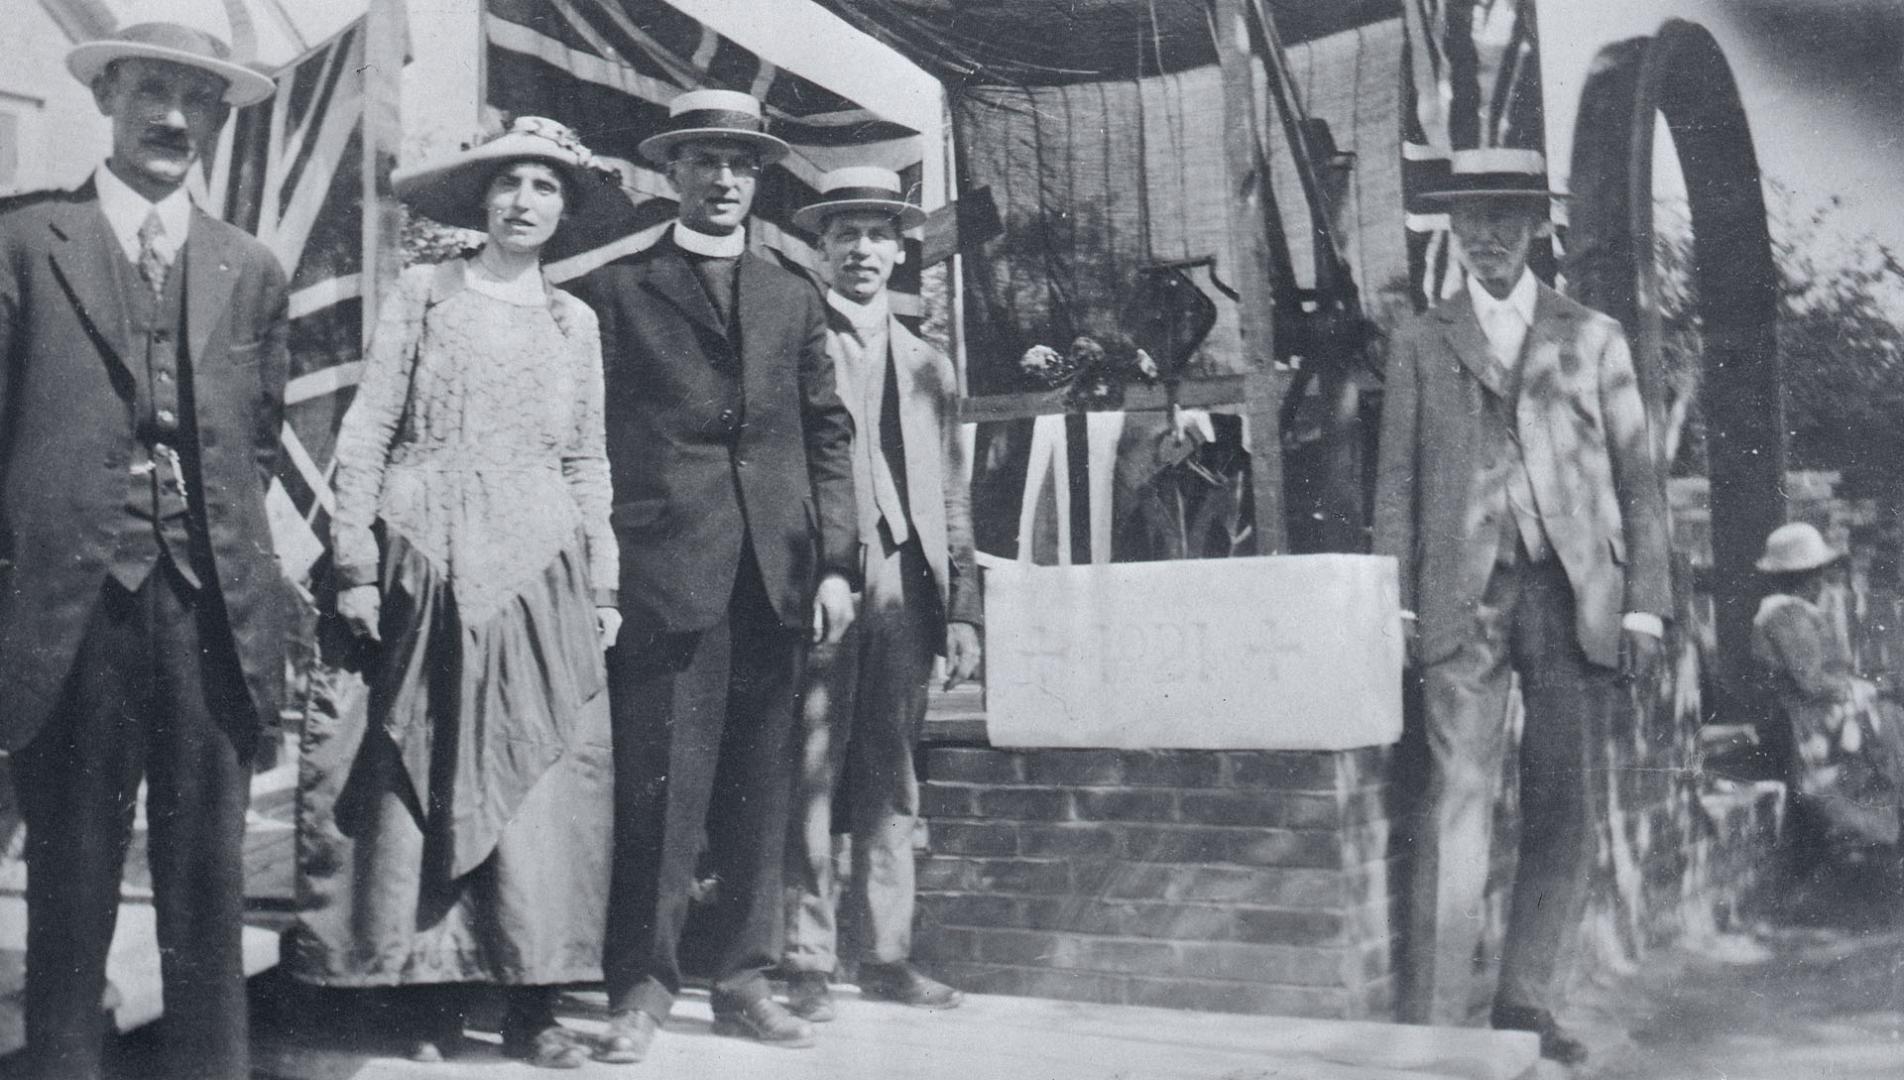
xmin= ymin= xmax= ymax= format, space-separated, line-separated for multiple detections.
xmin=811 ymin=573 xmax=855 ymax=645
xmin=337 ymin=583 xmax=381 ymax=642
xmin=1619 ymin=627 xmax=1664 ymax=686
xmin=597 ymin=607 xmax=623 ymax=650
xmin=944 ymin=621 xmax=982 ymax=690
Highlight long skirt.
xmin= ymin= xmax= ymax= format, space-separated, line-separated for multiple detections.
xmin=289 ymin=532 xmax=612 ymax=986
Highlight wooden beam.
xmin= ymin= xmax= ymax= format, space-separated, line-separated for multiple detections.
xmin=1213 ymin=0 xmax=1287 ymax=553
xmin=959 ymin=376 xmax=1253 ymax=425
xmin=360 ymin=0 xmax=407 ymax=346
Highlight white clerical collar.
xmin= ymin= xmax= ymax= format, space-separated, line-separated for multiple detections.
xmin=1467 ymin=267 xmax=1538 ymax=327
xmin=673 ymin=221 xmax=746 ymax=258
xmin=827 ymin=288 xmax=889 ymax=333
xmin=95 ymin=162 xmax=193 ymax=265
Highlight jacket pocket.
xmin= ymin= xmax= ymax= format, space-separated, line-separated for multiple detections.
xmin=225 ymin=339 xmax=265 ymax=366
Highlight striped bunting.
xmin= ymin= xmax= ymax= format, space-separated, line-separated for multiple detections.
xmin=483 ymin=0 xmax=928 ymax=308
xmin=1399 ymin=0 xmax=1550 ymax=307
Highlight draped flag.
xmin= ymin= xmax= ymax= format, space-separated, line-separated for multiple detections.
xmin=203 ymin=17 xmax=378 ymax=583
xmin=1400 ymin=0 xmax=1549 ymax=306
xmin=481 ymin=0 xmax=930 ymax=315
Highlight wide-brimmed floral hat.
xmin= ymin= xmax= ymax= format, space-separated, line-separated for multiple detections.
xmin=393 ymin=116 xmax=622 ymax=231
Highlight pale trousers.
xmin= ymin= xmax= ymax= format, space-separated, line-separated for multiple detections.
xmin=1406 ymin=557 xmax=1614 ymax=1025
xmin=784 ymin=534 xmax=938 ymax=974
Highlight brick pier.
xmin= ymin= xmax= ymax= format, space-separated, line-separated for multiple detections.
xmin=914 ymin=746 xmax=1401 ymax=1019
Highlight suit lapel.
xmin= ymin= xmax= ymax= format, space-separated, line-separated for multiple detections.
xmin=736 ymin=252 xmax=777 ymax=392
xmin=46 ymin=192 xmax=135 ymax=381
xmin=889 ymin=316 xmax=936 ymax=494
xmin=640 ymin=244 xmax=725 ymax=339
xmin=1436 ymin=291 xmax=1509 ymax=399
xmin=185 ymin=211 xmax=240 ymax=365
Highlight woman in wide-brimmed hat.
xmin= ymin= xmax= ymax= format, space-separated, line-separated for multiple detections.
xmin=1751 ymin=522 xmax=1904 ymax=854
xmin=293 ymin=117 xmax=624 ymax=1069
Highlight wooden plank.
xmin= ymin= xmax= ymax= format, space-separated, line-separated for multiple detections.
xmin=1215 ymin=0 xmax=1288 ymax=553
xmin=959 ymin=376 xmax=1253 ymax=424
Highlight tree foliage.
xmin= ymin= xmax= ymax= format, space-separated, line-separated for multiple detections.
xmin=1660 ymin=186 xmax=1904 ymax=483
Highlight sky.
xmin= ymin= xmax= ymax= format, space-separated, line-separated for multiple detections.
xmin=1539 ymin=0 xmax=1904 ymax=264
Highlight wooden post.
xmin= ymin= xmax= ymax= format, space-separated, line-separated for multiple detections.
xmin=1213 ymin=0 xmax=1286 ymax=553
xmin=361 ymin=0 xmax=407 ymax=344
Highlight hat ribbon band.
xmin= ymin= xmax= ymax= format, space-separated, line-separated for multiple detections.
xmin=816 ymin=186 xmax=913 ymax=205
xmin=668 ymin=108 xmax=768 ymax=134
xmin=1437 ymin=172 xmax=1552 ymax=194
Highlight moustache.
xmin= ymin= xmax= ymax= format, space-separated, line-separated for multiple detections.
xmin=140 ymin=129 xmax=193 ymax=152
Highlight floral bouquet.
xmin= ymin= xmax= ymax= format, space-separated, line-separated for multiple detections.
xmin=1018 ymin=332 xmax=1159 ymax=409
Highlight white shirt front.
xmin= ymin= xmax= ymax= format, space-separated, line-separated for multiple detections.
xmin=1467 ymin=267 xmax=1538 ymax=368
xmin=94 ymin=163 xmax=193 ymax=267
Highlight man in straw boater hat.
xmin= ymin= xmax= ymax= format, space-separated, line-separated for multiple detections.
xmin=570 ymin=89 xmax=859 ymax=1060
xmin=0 ymin=21 xmax=286 ymax=1080
xmin=1372 ymin=148 xmax=1670 ymax=1064
xmin=779 ymin=168 xmax=980 ymax=1023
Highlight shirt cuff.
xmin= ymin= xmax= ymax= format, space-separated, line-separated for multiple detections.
xmin=334 ymin=561 xmax=379 ymax=589
xmin=592 ymin=588 xmax=619 ymax=609
xmin=1399 ymin=610 xmax=1417 ymax=622
xmin=1622 ymin=612 xmax=1665 ymax=638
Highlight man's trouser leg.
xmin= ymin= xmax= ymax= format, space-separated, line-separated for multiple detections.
xmin=603 ymin=553 xmax=802 ymax=1021
xmin=15 ymin=571 xmax=253 ymax=1080
xmin=783 ymin=619 xmax=860 ymax=978
xmin=1495 ymin=560 xmax=1610 ymax=1014
xmin=1407 ymin=567 xmax=1518 ymax=1026
xmin=842 ymin=539 xmax=936 ymax=966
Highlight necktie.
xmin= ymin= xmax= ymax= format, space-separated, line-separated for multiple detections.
xmin=137 ymin=209 xmax=169 ymax=300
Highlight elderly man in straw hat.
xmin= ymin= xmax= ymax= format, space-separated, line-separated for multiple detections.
xmin=1752 ymin=522 xmax=1904 ymax=855
xmin=570 ymin=89 xmax=859 ymax=1060
xmin=779 ymin=168 xmax=981 ymax=1023
xmin=0 ymin=21 xmax=286 ymax=1080
xmin=1372 ymin=148 xmax=1670 ymax=1064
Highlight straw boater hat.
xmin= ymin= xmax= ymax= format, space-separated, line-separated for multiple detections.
xmin=67 ymin=22 xmax=276 ymax=108
xmin=793 ymin=167 xmax=928 ymax=234
xmin=1755 ymin=522 xmax=1846 ymax=574
xmin=392 ymin=116 xmax=621 ymax=232
xmin=637 ymin=89 xmax=791 ymax=168
xmin=1418 ymin=148 xmax=1567 ymax=204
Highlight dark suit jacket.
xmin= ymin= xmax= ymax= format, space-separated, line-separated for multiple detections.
xmin=0 ymin=182 xmax=292 ymax=750
xmin=574 ymin=240 xmax=858 ymax=632
xmin=1373 ymin=283 xmax=1670 ymax=669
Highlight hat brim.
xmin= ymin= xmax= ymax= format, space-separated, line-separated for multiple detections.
xmin=394 ymin=139 xmax=623 ymax=232
xmin=1755 ymin=549 xmax=1846 ymax=574
xmin=637 ymin=128 xmax=791 ymax=168
xmin=792 ymin=197 xmax=928 ymax=234
xmin=67 ymin=41 xmax=275 ymax=107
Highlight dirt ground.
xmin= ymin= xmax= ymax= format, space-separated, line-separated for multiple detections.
xmin=1561 ymin=861 xmax=1904 ymax=1080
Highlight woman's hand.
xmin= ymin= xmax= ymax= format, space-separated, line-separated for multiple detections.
xmin=337 ymin=584 xmax=382 ymax=642
xmin=597 ymin=606 xmax=623 ymax=650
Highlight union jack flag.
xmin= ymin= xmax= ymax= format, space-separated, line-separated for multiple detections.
xmin=202 ymin=17 xmax=381 ymax=583
xmin=1400 ymin=0 xmax=1550 ymax=306
xmin=481 ymin=0 xmax=929 ymax=311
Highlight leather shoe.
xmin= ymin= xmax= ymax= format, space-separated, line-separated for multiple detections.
xmin=711 ymin=998 xmax=816 ymax=1048
xmin=1491 ymin=1003 xmax=1588 ymax=1066
xmin=859 ymin=962 xmax=964 ymax=1009
xmin=593 ymin=1009 xmax=660 ymax=1065
xmin=786 ymin=971 xmax=836 ymax=1022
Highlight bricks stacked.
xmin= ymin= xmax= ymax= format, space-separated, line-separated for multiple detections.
xmin=914 ymin=747 xmax=1401 ymax=1019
